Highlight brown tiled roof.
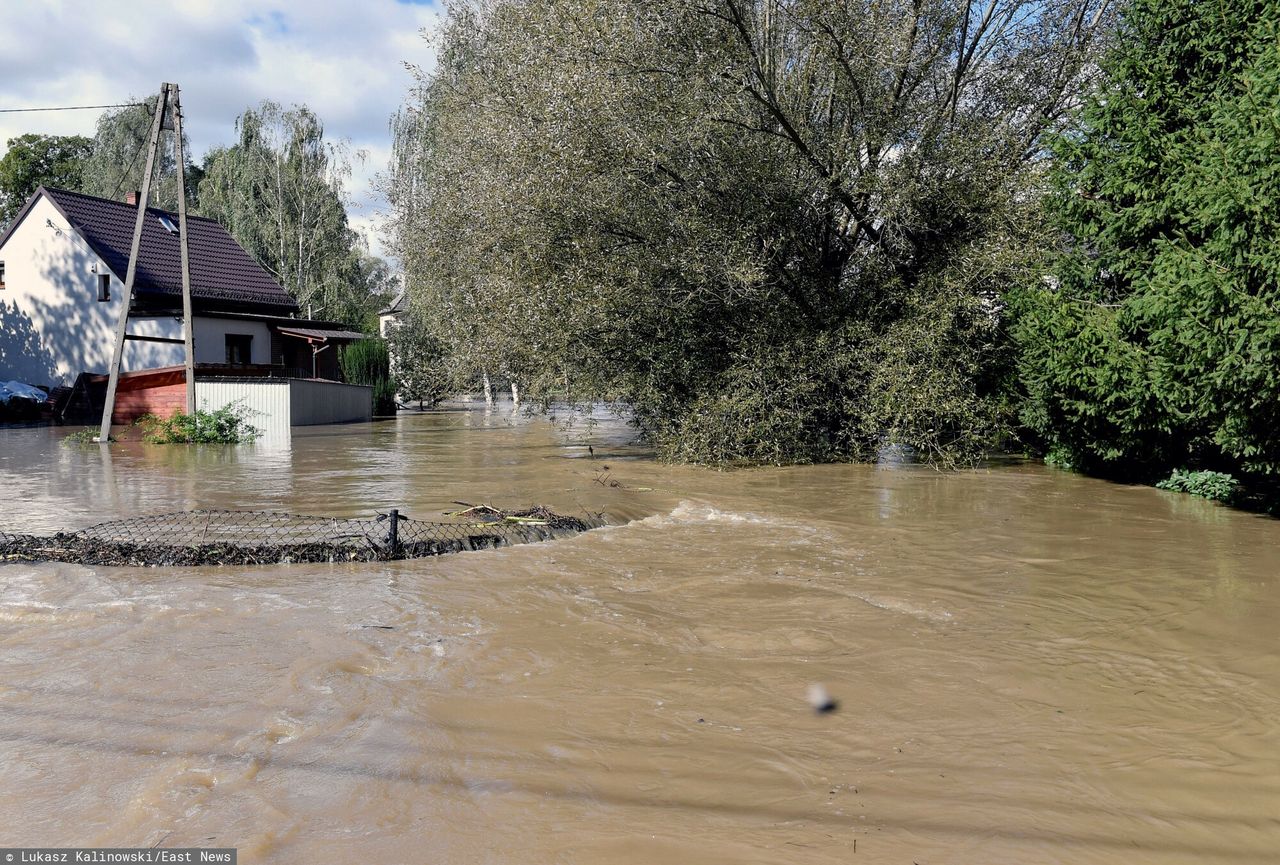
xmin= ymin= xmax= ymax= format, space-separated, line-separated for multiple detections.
xmin=36 ymin=187 xmax=299 ymax=315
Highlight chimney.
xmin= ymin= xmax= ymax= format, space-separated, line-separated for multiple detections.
xmin=125 ymin=191 xmax=140 ymax=207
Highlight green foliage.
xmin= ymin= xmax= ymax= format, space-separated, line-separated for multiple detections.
xmin=136 ymin=403 xmax=261 ymax=444
xmin=385 ymin=302 xmax=450 ymax=407
xmin=339 ymin=337 xmax=390 ymax=385
xmin=62 ymin=405 xmax=261 ymax=446
xmin=1014 ymin=0 xmax=1280 ymax=488
xmin=1156 ymin=469 xmax=1240 ymax=503
xmin=1043 ymin=446 xmax=1077 ymax=471
xmin=0 ymin=133 xmax=92 ymax=224
xmin=137 ymin=405 xmax=260 ymax=444
xmin=386 ymin=0 xmax=1111 ymax=466
xmin=80 ymin=95 xmax=198 ymax=211
xmin=198 ymin=102 xmax=390 ymax=326
xmin=340 ymin=338 xmax=397 ymax=415
xmin=61 ymin=427 xmax=102 ymax=446
xmin=372 ymin=379 xmax=398 ymax=417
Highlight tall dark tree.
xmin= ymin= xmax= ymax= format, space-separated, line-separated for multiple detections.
xmin=1014 ymin=0 xmax=1280 ymax=483
xmin=0 ymin=133 xmax=92 ymax=225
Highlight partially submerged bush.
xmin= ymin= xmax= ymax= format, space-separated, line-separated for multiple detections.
xmin=1156 ymin=470 xmax=1240 ymax=504
xmin=386 ymin=0 xmax=1101 ymax=468
xmin=372 ymin=379 xmax=398 ymax=417
xmin=136 ymin=402 xmax=261 ymax=444
xmin=642 ymin=286 xmax=1009 ymax=468
xmin=62 ymin=427 xmax=103 ymax=445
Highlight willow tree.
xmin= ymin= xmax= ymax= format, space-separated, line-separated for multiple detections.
xmin=80 ymin=95 xmax=197 ymax=210
xmin=388 ymin=0 xmax=1113 ymax=465
xmin=200 ymin=102 xmax=386 ymax=326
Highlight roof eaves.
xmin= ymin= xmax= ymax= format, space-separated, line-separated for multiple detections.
xmin=0 ymin=186 xmax=59 ymax=254
xmin=379 ymin=289 xmax=407 ymax=316
xmin=38 ymin=186 xmax=299 ymax=312
xmin=7 ymin=186 xmax=128 ymax=282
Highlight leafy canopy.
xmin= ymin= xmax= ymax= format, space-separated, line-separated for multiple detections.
xmin=387 ymin=0 xmax=1111 ymax=465
xmin=79 ymin=95 xmax=199 ymax=211
xmin=1014 ymin=0 xmax=1280 ymax=482
xmin=0 ymin=133 xmax=93 ymax=225
xmin=200 ymin=102 xmax=390 ymax=327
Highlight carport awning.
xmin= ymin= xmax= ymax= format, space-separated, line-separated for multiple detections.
xmin=276 ymin=326 xmax=366 ymax=343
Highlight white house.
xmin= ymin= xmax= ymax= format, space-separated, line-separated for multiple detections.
xmin=0 ymin=186 xmax=371 ymax=425
xmin=378 ymin=289 xmax=406 ymax=339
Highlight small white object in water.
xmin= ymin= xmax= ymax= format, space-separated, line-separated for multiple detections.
xmin=808 ymin=683 xmax=839 ymax=714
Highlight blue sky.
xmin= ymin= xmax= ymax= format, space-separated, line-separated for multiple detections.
xmin=0 ymin=1 xmax=442 ymax=257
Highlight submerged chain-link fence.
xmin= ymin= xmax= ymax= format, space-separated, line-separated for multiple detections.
xmin=0 ymin=506 xmax=602 ymax=566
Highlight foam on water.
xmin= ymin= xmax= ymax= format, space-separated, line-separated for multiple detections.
xmin=850 ymin=592 xmax=956 ymax=623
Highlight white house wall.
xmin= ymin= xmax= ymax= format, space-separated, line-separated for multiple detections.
xmin=0 ymin=196 xmax=182 ymax=386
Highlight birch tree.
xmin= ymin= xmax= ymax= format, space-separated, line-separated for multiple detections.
xmin=200 ymin=102 xmax=386 ymax=325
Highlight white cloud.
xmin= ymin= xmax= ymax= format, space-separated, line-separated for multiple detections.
xmin=0 ymin=0 xmax=440 ymax=258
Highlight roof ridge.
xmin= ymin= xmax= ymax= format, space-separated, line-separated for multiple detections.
xmin=25 ymin=185 xmax=299 ymax=315
xmin=40 ymin=185 xmax=222 ymax=224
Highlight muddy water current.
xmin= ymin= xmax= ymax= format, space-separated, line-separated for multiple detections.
xmin=1 ymin=405 xmax=1278 ymax=863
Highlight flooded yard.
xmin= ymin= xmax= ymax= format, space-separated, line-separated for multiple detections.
xmin=1 ymin=405 xmax=1278 ymax=863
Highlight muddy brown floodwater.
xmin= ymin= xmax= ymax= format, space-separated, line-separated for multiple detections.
xmin=1 ymin=404 xmax=1278 ymax=864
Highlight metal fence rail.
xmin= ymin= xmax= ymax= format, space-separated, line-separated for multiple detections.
xmin=0 ymin=507 xmax=602 ymax=567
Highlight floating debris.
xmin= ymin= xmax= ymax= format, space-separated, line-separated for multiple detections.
xmin=808 ymin=683 xmax=840 ymax=714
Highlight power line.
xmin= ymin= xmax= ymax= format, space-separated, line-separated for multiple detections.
xmin=109 ymin=136 xmax=149 ymax=203
xmin=0 ymin=102 xmax=144 ymax=114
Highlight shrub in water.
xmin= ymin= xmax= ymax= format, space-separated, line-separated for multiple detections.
xmin=62 ymin=428 xmax=101 ymax=445
xmin=136 ymin=402 xmax=261 ymax=444
xmin=1155 ymin=470 xmax=1239 ymax=504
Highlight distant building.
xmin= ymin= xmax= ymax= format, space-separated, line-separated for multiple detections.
xmin=379 ymin=289 xmax=406 ymax=339
xmin=0 ymin=186 xmax=371 ymax=426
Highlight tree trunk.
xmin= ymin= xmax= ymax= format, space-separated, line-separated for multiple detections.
xmin=510 ymin=380 xmax=520 ymax=406
xmin=482 ymin=370 xmax=493 ymax=407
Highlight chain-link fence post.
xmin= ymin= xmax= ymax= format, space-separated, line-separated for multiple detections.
xmin=1 ymin=506 xmax=600 ymax=565
xmin=387 ymin=508 xmax=400 ymax=560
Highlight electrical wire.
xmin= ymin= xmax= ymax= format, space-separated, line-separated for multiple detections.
xmin=109 ymin=138 xmax=149 ymax=204
xmin=0 ymin=99 xmax=152 ymax=203
xmin=0 ymin=103 xmax=143 ymax=114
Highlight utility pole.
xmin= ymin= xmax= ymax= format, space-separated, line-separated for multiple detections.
xmin=97 ymin=83 xmax=197 ymax=441
xmin=171 ymin=84 xmax=196 ymax=414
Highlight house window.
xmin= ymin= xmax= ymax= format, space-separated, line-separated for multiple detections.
xmin=0 ymin=260 xmax=6 ymax=290
xmin=97 ymin=273 xmax=111 ymax=302
xmin=225 ymin=334 xmax=253 ymax=365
